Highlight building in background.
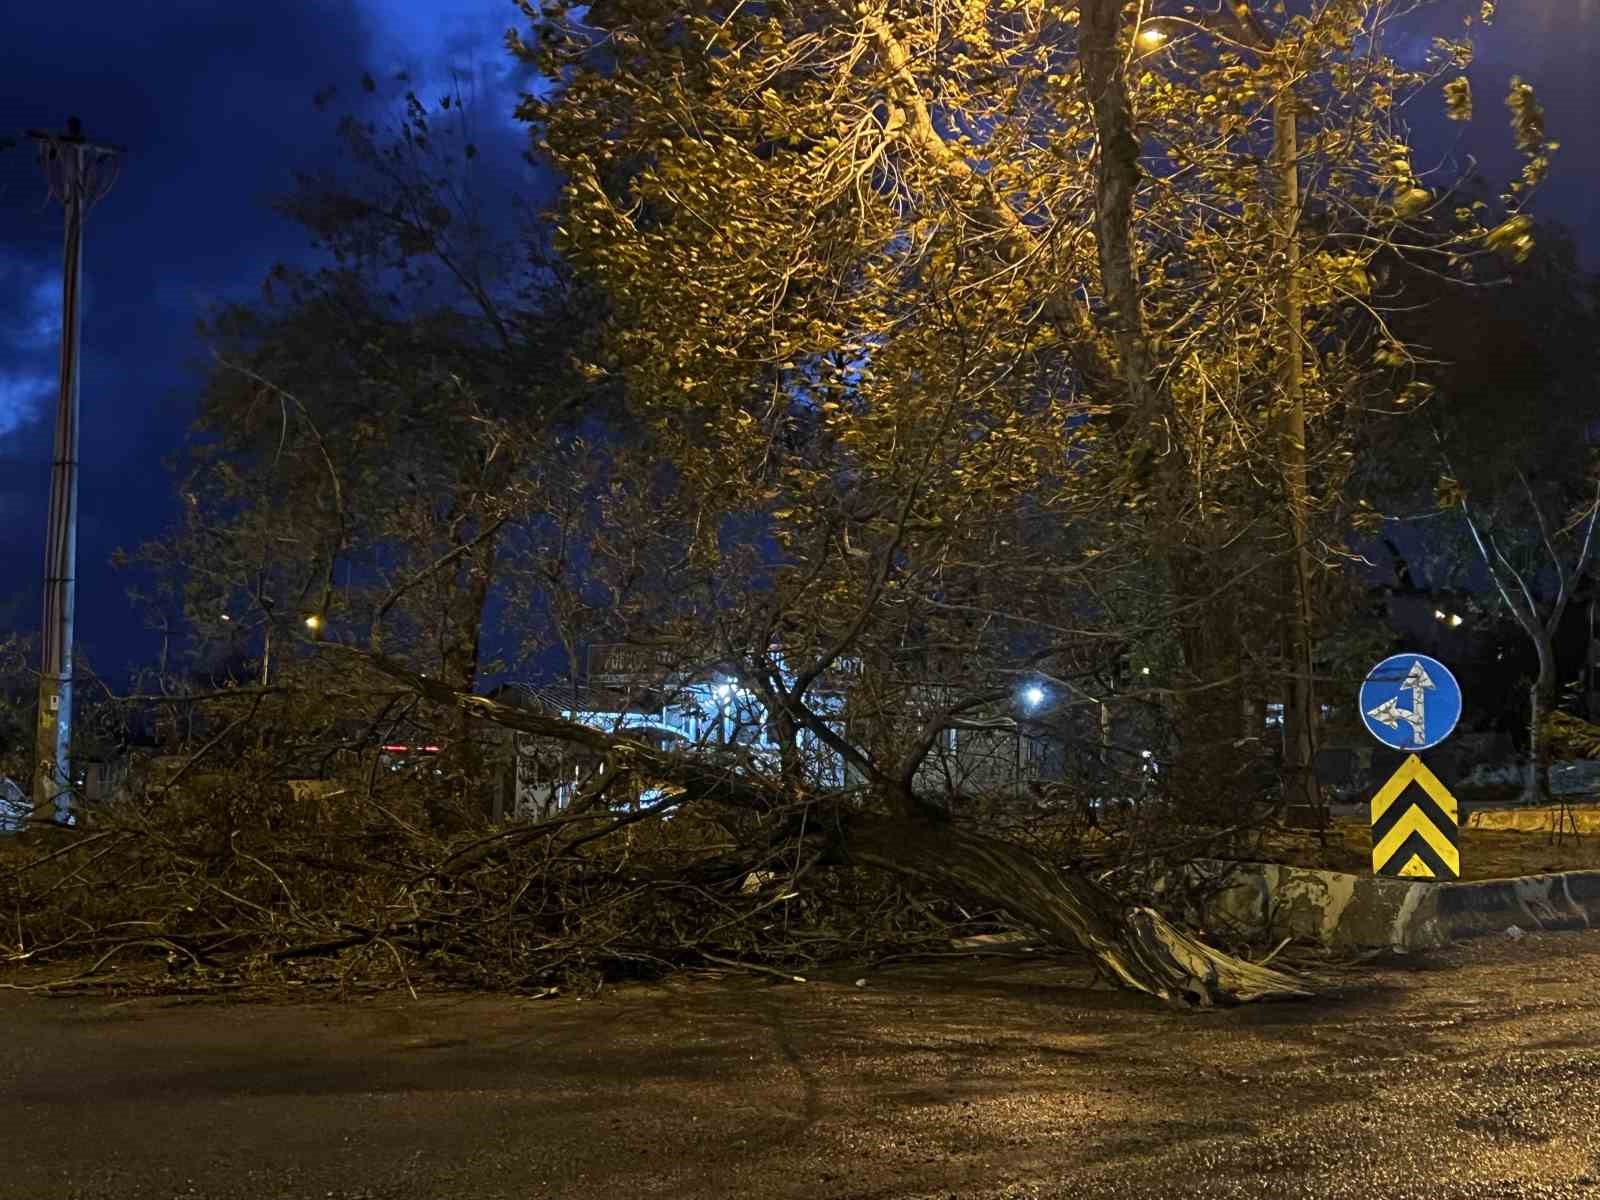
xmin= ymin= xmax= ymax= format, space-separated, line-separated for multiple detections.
xmin=477 ymin=645 xmax=1100 ymax=822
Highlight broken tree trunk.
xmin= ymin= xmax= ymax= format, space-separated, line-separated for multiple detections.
xmin=837 ymin=813 xmax=1311 ymax=1008
xmin=355 ymin=650 xmax=1313 ymax=1007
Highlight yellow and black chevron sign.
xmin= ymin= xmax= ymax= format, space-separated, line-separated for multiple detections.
xmin=1370 ymin=753 xmax=1460 ymax=880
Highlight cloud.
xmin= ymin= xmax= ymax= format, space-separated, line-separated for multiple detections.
xmin=0 ymin=252 xmax=61 ymax=434
xmin=0 ymin=253 xmax=59 ymax=347
xmin=353 ymin=0 xmax=539 ymax=132
xmin=0 ymin=371 xmax=52 ymax=437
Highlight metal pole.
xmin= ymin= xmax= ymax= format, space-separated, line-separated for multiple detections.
xmin=25 ymin=119 xmax=123 ymax=826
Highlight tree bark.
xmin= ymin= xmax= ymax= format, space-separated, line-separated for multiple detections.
xmin=1077 ymin=0 xmax=1160 ymax=437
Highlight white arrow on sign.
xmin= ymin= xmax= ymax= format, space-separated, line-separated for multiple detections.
xmin=1365 ymin=658 xmax=1434 ymax=746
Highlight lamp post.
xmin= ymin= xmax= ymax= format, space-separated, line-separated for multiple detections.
xmin=25 ymin=118 xmax=124 ymax=826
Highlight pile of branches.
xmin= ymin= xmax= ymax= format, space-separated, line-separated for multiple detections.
xmin=0 ymin=773 xmax=1070 ymax=995
xmin=0 ymin=759 xmax=1267 ymax=998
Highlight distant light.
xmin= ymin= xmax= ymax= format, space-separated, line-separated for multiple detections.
xmin=1023 ymin=686 xmax=1045 ymax=708
xmin=1448 ymin=613 xmax=1464 ymax=628
xmin=1137 ymin=25 xmax=1168 ymax=47
xmin=304 ymin=614 xmax=323 ymax=631
xmin=1140 ymin=666 xmax=1151 ymax=676
xmin=1434 ymin=609 xmax=1446 ymax=621
xmin=219 ymin=613 xmax=231 ymax=622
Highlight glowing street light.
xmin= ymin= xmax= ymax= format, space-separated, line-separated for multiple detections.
xmin=1137 ymin=24 xmax=1168 ymax=48
xmin=1023 ymin=685 xmax=1045 ymax=708
xmin=304 ymin=614 xmax=323 ymax=632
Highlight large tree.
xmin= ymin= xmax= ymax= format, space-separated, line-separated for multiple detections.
xmin=132 ymin=81 xmax=609 ymax=776
xmin=79 ymin=2 xmax=1547 ymax=1006
xmin=376 ymin=0 xmax=1534 ymax=1002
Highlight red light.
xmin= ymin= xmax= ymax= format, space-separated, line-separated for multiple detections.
xmin=381 ymin=744 xmax=443 ymax=754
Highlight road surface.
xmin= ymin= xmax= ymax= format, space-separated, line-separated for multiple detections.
xmin=4 ymin=932 xmax=1600 ymax=1199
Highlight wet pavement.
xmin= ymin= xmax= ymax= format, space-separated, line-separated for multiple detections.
xmin=4 ymin=932 xmax=1600 ymax=1199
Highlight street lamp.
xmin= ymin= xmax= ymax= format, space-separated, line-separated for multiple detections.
xmin=1137 ymin=24 xmax=1168 ymax=47
xmin=1023 ymin=685 xmax=1045 ymax=709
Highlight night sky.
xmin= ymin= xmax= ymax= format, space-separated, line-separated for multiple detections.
xmin=1 ymin=0 xmax=1596 ymax=681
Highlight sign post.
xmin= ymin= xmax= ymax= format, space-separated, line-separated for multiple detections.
xmin=1359 ymin=653 xmax=1463 ymax=880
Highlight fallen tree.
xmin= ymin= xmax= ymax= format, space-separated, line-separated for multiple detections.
xmin=365 ymin=653 xmax=1311 ymax=1007
xmin=3 ymin=648 xmax=1308 ymax=1008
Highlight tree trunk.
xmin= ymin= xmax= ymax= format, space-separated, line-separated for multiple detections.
xmin=434 ymin=533 xmax=498 ymax=830
xmin=1527 ymin=635 xmax=1557 ymax=803
xmin=1169 ymin=545 xmax=1252 ymax=820
xmin=838 ymin=813 xmax=1311 ymax=1008
xmin=1078 ymin=2 xmax=1267 ymax=821
xmin=1078 ymin=0 xmax=1159 ymax=435
xmin=1273 ymin=82 xmax=1320 ymax=812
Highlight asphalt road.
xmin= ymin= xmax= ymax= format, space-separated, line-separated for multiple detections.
xmin=4 ymin=933 xmax=1600 ymax=1199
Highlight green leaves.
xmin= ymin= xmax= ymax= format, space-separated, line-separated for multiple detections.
xmin=1394 ymin=187 xmax=1433 ymax=219
xmin=1507 ymin=76 xmax=1546 ymax=154
xmin=1485 ymin=213 xmax=1536 ymax=262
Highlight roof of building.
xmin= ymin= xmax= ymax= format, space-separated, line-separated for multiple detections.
xmin=490 ymin=680 xmax=654 ymax=716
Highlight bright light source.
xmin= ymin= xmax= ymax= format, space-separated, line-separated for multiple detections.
xmin=1448 ymin=613 xmax=1464 ymax=627
xmin=1434 ymin=609 xmax=1447 ymax=621
xmin=304 ymin=614 xmax=322 ymax=631
xmin=1140 ymin=666 xmax=1151 ymax=676
xmin=1137 ymin=25 xmax=1168 ymax=47
xmin=219 ymin=613 xmax=231 ymax=622
xmin=1023 ymin=686 xmax=1045 ymax=708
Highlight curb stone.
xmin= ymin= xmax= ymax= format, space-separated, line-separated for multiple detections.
xmin=1180 ymin=860 xmax=1600 ymax=952
xmin=1465 ymin=805 xmax=1600 ymax=833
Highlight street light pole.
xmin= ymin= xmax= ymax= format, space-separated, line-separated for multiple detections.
xmin=25 ymin=117 xmax=123 ymax=825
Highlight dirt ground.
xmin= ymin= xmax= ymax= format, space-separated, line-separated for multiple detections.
xmin=5 ymin=933 xmax=1600 ymax=1200
xmin=1259 ymin=821 xmax=1600 ymax=880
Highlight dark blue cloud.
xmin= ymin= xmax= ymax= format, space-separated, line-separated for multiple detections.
xmin=0 ymin=0 xmax=534 ymax=678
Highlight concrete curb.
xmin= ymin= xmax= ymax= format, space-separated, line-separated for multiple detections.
xmin=1465 ymin=805 xmax=1600 ymax=833
xmin=1181 ymin=860 xmax=1600 ymax=952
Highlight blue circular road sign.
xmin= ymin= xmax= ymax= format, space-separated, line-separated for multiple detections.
xmin=1358 ymin=652 xmax=1462 ymax=753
